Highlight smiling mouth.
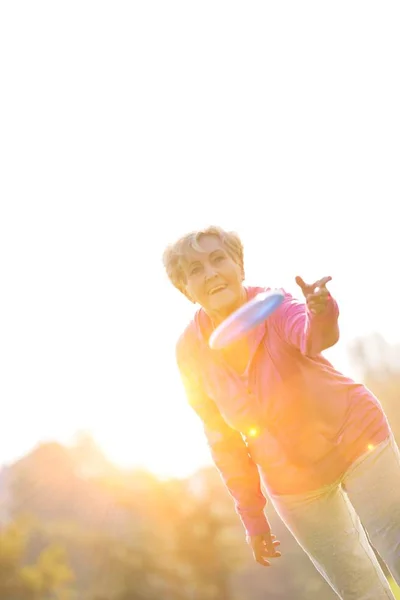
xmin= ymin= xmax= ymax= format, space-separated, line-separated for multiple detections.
xmin=208 ymin=285 xmax=227 ymax=295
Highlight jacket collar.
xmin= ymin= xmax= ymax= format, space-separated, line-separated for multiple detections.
xmin=193 ymin=286 xmax=269 ymax=359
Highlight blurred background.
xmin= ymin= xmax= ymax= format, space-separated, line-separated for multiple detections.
xmin=0 ymin=2 xmax=399 ymax=598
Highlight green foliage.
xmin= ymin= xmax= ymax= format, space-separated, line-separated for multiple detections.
xmin=0 ymin=518 xmax=74 ymax=600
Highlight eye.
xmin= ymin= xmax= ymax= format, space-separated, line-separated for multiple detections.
xmin=212 ymin=255 xmax=225 ymax=264
xmin=189 ymin=265 xmax=202 ymax=276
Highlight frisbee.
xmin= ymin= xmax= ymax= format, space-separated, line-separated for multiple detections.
xmin=209 ymin=289 xmax=285 ymax=350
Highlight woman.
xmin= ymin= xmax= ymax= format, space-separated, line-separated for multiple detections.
xmin=163 ymin=225 xmax=400 ymax=600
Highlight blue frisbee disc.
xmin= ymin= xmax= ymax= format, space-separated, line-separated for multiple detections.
xmin=209 ymin=289 xmax=285 ymax=350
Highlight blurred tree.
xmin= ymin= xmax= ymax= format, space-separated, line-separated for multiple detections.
xmin=0 ymin=518 xmax=74 ymax=600
xmin=173 ymin=499 xmax=239 ymax=600
xmin=349 ymin=333 xmax=400 ymax=440
xmin=2 ymin=433 xmax=344 ymax=599
xmin=8 ymin=441 xmax=128 ymax=536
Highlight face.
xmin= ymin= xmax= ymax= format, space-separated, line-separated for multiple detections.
xmin=182 ymin=235 xmax=245 ymax=320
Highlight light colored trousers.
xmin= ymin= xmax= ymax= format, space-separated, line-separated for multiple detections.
xmin=269 ymin=435 xmax=400 ymax=600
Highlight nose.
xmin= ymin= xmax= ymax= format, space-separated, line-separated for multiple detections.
xmin=203 ymin=263 xmax=218 ymax=280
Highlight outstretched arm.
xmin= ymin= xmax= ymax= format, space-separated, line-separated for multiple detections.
xmin=176 ymin=339 xmax=270 ymax=537
xmin=274 ymin=276 xmax=339 ymax=356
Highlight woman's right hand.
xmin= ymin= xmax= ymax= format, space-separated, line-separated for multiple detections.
xmin=247 ymin=531 xmax=282 ymax=567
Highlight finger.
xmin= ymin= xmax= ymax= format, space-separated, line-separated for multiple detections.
xmin=307 ymin=294 xmax=329 ymax=306
xmin=307 ymin=293 xmax=329 ymax=303
xmin=266 ymin=545 xmax=282 ymax=557
xmin=255 ymin=555 xmax=271 ymax=567
xmin=256 ymin=547 xmax=277 ymax=564
xmin=264 ymin=539 xmax=275 ymax=555
xmin=295 ymin=276 xmax=307 ymax=291
xmin=308 ymin=288 xmax=330 ymax=299
xmin=253 ymin=543 xmax=271 ymax=566
xmin=307 ymin=295 xmax=329 ymax=306
xmin=314 ymin=276 xmax=332 ymax=290
xmin=252 ymin=534 xmax=281 ymax=562
xmin=259 ymin=546 xmax=281 ymax=560
xmin=262 ymin=535 xmax=281 ymax=557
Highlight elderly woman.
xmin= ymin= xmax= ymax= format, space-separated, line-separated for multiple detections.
xmin=163 ymin=225 xmax=400 ymax=600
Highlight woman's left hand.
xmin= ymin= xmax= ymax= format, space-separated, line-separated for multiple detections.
xmin=295 ymin=275 xmax=332 ymax=315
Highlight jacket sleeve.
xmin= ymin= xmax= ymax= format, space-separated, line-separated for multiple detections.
xmin=176 ymin=336 xmax=270 ymax=537
xmin=273 ymin=291 xmax=340 ymax=356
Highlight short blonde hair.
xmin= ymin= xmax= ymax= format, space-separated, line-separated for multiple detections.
xmin=162 ymin=225 xmax=244 ymax=298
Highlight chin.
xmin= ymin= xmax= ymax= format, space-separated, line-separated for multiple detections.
xmin=207 ymin=290 xmax=240 ymax=315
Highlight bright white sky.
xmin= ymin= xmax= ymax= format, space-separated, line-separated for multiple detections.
xmin=1 ymin=2 xmax=399 ymax=478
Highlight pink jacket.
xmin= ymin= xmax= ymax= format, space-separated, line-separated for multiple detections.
xmin=176 ymin=287 xmax=389 ymax=535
